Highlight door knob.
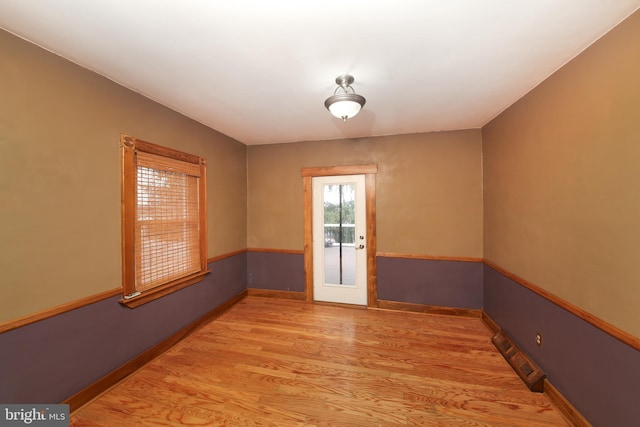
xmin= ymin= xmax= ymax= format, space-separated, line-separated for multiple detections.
xmin=356 ymin=244 xmax=365 ymax=250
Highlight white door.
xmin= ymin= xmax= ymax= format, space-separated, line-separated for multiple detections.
xmin=313 ymin=175 xmax=367 ymax=305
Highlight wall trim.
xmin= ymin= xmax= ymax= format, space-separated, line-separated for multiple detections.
xmin=247 ymin=288 xmax=306 ymax=300
xmin=481 ymin=310 xmax=501 ymax=334
xmin=207 ymin=248 xmax=248 ymax=263
xmin=376 ymin=299 xmax=481 ymax=318
xmin=544 ymin=379 xmax=593 ymax=427
xmin=300 ymin=164 xmax=378 ymax=177
xmin=64 ymin=289 xmax=248 ymax=412
xmin=246 ymin=247 xmax=304 ymax=255
xmin=0 ymin=250 xmax=248 ymax=335
xmin=377 ymin=252 xmax=483 ymax=263
xmin=0 ymin=288 xmax=121 ymax=334
xmin=484 ymin=259 xmax=640 ymax=351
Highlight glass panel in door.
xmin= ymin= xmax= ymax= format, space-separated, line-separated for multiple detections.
xmin=323 ymin=183 xmax=356 ymax=285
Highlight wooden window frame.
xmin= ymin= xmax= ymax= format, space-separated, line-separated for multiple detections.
xmin=120 ymin=134 xmax=209 ymax=308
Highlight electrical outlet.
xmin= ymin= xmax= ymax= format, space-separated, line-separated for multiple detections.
xmin=535 ymin=332 xmax=542 ymax=347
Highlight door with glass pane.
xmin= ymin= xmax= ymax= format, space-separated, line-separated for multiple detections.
xmin=312 ymin=175 xmax=367 ymax=305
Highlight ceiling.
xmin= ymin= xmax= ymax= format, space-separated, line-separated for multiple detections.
xmin=1 ymin=1 xmax=639 ymax=145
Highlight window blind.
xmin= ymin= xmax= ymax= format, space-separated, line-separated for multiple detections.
xmin=134 ymin=151 xmax=201 ymax=292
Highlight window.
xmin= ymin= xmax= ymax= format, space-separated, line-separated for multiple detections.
xmin=120 ymin=134 xmax=209 ymax=307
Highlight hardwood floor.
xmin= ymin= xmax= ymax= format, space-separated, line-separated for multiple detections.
xmin=71 ymin=297 xmax=568 ymax=426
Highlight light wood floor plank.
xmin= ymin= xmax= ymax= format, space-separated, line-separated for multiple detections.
xmin=71 ymin=297 xmax=568 ymax=426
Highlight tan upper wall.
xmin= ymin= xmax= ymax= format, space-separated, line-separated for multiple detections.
xmin=247 ymin=130 xmax=483 ymax=257
xmin=0 ymin=30 xmax=247 ymax=323
xmin=483 ymin=10 xmax=640 ymax=337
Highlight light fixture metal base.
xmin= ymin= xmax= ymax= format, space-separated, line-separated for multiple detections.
xmin=335 ymin=74 xmax=355 ymax=88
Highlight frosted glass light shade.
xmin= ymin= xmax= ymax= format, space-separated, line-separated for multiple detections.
xmin=324 ymin=93 xmax=366 ymax=121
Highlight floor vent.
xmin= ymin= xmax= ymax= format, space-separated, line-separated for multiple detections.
xmin=492 ymin=330 xmax=545 ymax=392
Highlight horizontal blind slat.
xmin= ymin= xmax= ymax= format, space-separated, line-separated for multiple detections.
xmin=137 ymin=151 xmax=201 ymax=177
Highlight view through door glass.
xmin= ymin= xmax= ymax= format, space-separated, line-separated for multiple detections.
xmin=323 ymin=183 xmax=356 ymax=286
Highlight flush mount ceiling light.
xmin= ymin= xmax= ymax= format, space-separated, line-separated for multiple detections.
xmin=324 ymin=74 xmax=366 ymax=121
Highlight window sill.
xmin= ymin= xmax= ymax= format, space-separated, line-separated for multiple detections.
xmin=119 ymin=270 xmax=211 ymax=308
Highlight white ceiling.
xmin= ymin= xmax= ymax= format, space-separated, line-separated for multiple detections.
xmin=1 ymin=1 xmax=639 ymax=145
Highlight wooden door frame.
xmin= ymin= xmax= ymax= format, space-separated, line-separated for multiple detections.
xmin=301 ymin=164 xmax=378 ymax=307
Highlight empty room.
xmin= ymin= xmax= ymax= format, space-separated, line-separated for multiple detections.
xmin=1 ymin=2 xmax=639 ymax=426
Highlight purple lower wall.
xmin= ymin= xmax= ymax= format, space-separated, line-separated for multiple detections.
xmin=483 ymin=264 xmax=639 ymax=427
xmin=247 ymin=251 xmax=305 ymax=292
xmin=377 ymin=256 xmax=483 ymax=309
xmin=5 ymin=248 xmax=635 ymax=427
xmin=0 ymin=253 xmax=247 ymax=404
